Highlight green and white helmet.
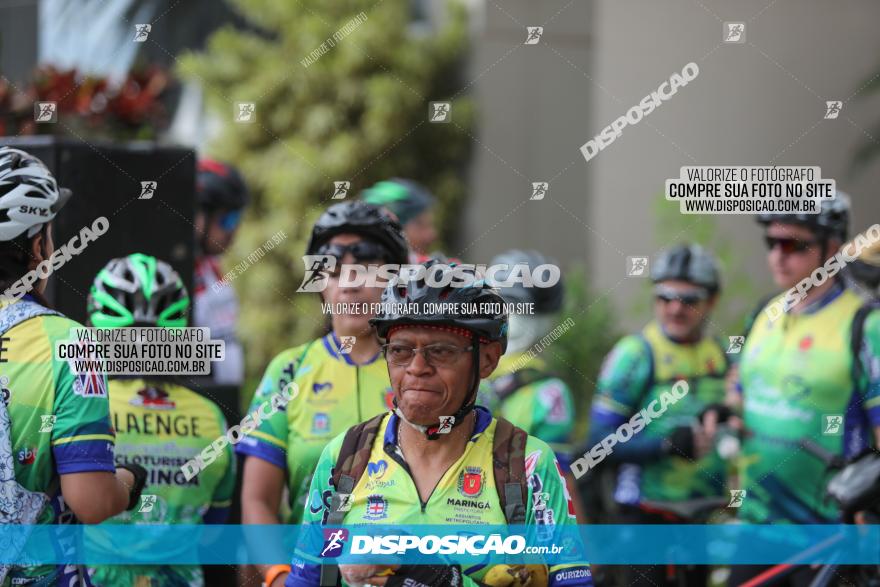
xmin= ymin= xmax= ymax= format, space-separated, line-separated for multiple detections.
xmin=88 ymin=253 xmax=189 ymax=328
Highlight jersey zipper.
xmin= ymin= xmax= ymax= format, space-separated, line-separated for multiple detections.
xmin=384 ymin=441 xmax=435 ymax=513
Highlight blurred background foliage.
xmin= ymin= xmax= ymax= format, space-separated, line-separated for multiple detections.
xmin=178 ymin=0 xmax=474 ymax=405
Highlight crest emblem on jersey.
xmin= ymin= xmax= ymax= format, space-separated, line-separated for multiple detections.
xmin=130 ymin=386 xmax=176 ymax=410
xmin=458 ymin=466 xmax=484 ymax=498
xmin=363 ymin=494 xmax=388 ymax=520
xmin=312 ymin=413 xmax=330 ymax=434
xmin=72 ymin=368 xmax=107 ymax=398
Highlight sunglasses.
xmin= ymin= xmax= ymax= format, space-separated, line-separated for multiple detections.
xmin=317 ymin=241 xmax=389 ymax=263
xmin=218 ymin=209 xmax=242 ymax=232
xmin=654 ymin=286 xmax=709 ymax=306
xmin=764 ymin=236 xmax=817 ymax=255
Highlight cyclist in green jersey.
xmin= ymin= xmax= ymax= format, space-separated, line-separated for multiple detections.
xmin=0 ymin=147 xmax=146 ymax=585
xmin=583 ymin=244 xmax=728 ymax=586
xmin=84 ymin=253 xmax=235 ymax=587
xmin=360 ymin=178 xmax=437 ymax=263
xmin=478 ymin=249 xmax=585 ymax=521
xmin=286 ymin=260 xmax=592 ymax=587
xmin=239 ymin=201 xmax=408 ymax=586
xmin=728 ymin=194 xmax=880 ymax=586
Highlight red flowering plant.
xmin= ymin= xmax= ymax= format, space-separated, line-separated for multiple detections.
xmin=0 ymin=64 xmax=172 ymax=140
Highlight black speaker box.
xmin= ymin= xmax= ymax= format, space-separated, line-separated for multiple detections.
xmin=0 ymin=136 xmax=196 ymax=324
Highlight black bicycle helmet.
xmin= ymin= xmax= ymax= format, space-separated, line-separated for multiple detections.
xmin=371 ymin=260 xmax=508 ymax=439
xmin=196 ymin=158 xmax=249 ymax=211
xmin=651 ymin=244 xmax=721 ymax=294
xmin=360 ymin=178 xmax=436 ymax=226
xmin=756 ymin=191 xmax=850 ymax=241
xmin=306 ymin=201 xmax=408 ymax=264
xmin=489 ymin=249 xmax=564 ymax=314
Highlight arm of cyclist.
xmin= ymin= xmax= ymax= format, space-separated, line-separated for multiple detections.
xmin=858 ymin=310 xmax=880 ymax=447
xmin=587 ymin=336 xmax=665 ymax=463
xmin=60 ymin=469 xmax=137 ymax=523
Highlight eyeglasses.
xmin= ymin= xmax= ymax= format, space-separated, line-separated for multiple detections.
xmin=382 ymin=342 xmax=473 ymax=367
xmin=317 ymin=241 xmax=389 ymax=264
xmin=764 ymin=236 xmax=817 ymax=255
xmin=218 ymin=209 xmax=242 ymax=232
xmin=654 ymin=286 xmax=709 ymax=306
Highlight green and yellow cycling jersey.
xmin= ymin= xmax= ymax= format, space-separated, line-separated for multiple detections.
xmin=88 ymin=378 xmax=235 ymax=587
xmin=589 ymin=321 xmax=728 ymax=503
xmin=737 ymin=285 xmax=880 ymax=523
xmin=479 ymin=352 xmax=575 ymax=468
xmin=286 ymin=407 xmax=592 ymax=586
xmin=237 ymin=333 xmax=392 ymax=523
xmin=1 ymin=296 xmax=116 ymax=585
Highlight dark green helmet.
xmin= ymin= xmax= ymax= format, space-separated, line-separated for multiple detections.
xmin=360 ymin=178 xmax=435 ymax=226
xmin=88 ymin=253 xmax=189 ymax=328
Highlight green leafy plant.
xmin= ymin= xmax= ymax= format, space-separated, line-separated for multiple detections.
xmin=178 ymin=0 xmax=474 ymax=407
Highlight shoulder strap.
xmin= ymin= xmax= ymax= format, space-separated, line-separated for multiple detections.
xmin=491 ymin=367 xmax=552 ymax=402
xmin=851 ymin=300 xmax=880 ymax=387
xmin=327 ymin=413 xmax=386 ymax=522
xmin=492 ymin=417 xmax=528 ymax=525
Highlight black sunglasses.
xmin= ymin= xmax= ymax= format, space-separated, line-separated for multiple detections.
xmin=764 ymin=236 xmax=818 ymax=255
xmin=317 ymin=241 xmax=390 ymax=263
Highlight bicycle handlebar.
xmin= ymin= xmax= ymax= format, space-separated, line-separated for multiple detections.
xmin=798 ymin=438 xmax=845 ymax=469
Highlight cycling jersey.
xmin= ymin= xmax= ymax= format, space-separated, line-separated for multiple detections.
xmin=737 ymin=284 xmax=880 ymax=523
xmin=1 ymin=296 xmax=115 ymax=585
xmin=590 ymin=321 xmax=728 ymax=503
xmin=479 ymin=352 xmax=575 ymax=469
xmin=286 ymin=406 xmax=592 ymax=586
xmin=88 ymin=378 xmax=235 ymax=587
xmin=237 ymin=332 xmax=392 ymax=522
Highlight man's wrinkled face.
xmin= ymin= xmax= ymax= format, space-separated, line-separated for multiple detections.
xmin=386 ymin=326 xmax=500 ymax=425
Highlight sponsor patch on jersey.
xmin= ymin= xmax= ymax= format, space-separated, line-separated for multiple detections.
xmin=17 ymin=447 xmax=36 ymax=465
xmin=458 ymin=466 xmax=484 ymax=498
xmin=799 ymin=335 xmax=814 ymax=351
xmin=367 ymin=460 xmax=388 ymax=479
xmin=525 ymin=450 xmax=542 ymax=477
xmin=312 ymin=413 xmax=330 ymax=434
xmin=129 ymin=386 xmax=176 ymax=410
xmin=446 ymin=497 xmax=491 ymax=509
xmin=363 ymin=494 xmax=388 ymax=521
xmin=539 ymin=382 xmax=567 ymax=424
xmin=72 ymin=369 xmax=107 ymax=398
xmin=312 ymin=381 xmax=333 ymax=395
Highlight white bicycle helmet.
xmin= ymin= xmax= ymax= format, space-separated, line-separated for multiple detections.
xmin=0 ymin=147 xmax=72 ymax=241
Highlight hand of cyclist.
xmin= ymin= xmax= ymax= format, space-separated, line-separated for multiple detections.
xmin=664 ymin=424 xmax=713 ymax=460
xmin=384 ymin=564 xmax=464 ymax=587
xmin=339 ymin=564 xmax=399 ymax=586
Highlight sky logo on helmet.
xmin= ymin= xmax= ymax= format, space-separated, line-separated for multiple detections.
xmin=331 ymin=181 xmax=350 ymax=199
xmin=429 ymin=102 xmax=451 ymax=123
xmin=139 ymin=181 xmax=157 ymax=200
xmin=530 ymin=182 xmax=548 ymax=200
xmin=320 ymin=528 xmax=349 ymax=558
xmin=627 ymin=256 xmax=649 ymax=277
xmin=297 ymin=255 xmax=337 ymax=292
xmin=34 ymin=102 xmax=57 ymax=123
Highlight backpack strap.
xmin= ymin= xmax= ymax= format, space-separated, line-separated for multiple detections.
xmin=320 ymin=413 xmax=386 ymax=587
xmin=492 ymin=417 xmax=528 ymax=525
xmin=851 ymin=300 xmax=880 ymax=388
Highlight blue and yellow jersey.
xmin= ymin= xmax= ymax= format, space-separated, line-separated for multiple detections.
xmin=0 ymin=296 xmax=115 ymax=584
xmin=589 ymin=321 xmax=728 ymax=503
xmin=286 ymin=407 xmax=592 ymax=586
xmin=88 ymin=378 xmax=235 ymax=587
xmin=738 ymin=285 xmax=880 ymax=523
xmin=479 ymin=352 xmax=576 ymax=469
xmin=236 ymin=333 xmax=392 ymax=523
